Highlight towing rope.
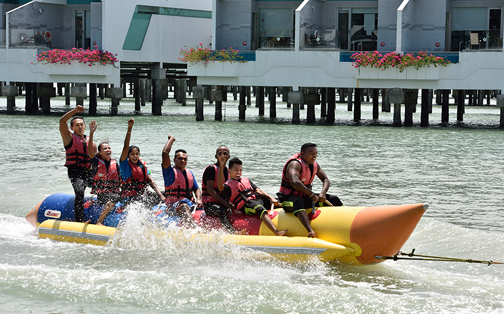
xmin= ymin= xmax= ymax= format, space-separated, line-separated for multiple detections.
xmin=375 ymin=249 xmax=503 ymax=266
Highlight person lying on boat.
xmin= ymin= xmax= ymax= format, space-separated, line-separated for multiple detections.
xmin=87 ymin=121 xmax=122 ymax=226
xmin=217 ymin=157 xmax=288 ymax=236
xmin=201 ymin=145 xmax=240 ymax=234
xmin=59 ymin=105 xmax=97 ymax=223
xmin=119 ymin=119 xmax=165 ymax=209
xmin=278 ymin=143 xmax=343 ymax=238
xmin=161 ymin=135 xmax=201 ymax=227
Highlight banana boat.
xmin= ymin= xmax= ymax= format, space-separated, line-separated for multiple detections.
xmin=26 ymin=193 xmax=428 ymax=265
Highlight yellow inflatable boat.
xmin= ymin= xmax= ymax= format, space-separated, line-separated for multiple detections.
xmin=27 ymin=194 xmax=428 ymax=265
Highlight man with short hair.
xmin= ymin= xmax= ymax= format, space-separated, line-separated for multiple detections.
xmin=278 ymin=143 xmax=343 ymax=238
xmin=59 ymin=105 xmax=97 ymax=223
xmin=162 ymin=135 xmax=201 ymax=226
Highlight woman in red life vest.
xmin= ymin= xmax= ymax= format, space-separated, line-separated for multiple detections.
xmin=217 ymin=157 xmax=288 ymax=236
xmin=59 ymin=105 xmax=97 ymax=223
xmin=119 ymin=119 xmax=165 ymax=208
xmin=87 ymin=121 xmax=122 ymax=225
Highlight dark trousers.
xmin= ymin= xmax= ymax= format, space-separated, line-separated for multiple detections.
xmin=68 ymin=166 xmax=93 ymax=222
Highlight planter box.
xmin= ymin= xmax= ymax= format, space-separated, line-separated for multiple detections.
xmin=43 ymin=62 xmax=115 ymax=76
xmin=358 ymin=66 xmax=439 ymax=80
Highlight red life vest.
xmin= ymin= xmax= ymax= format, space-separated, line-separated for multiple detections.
xmin=64 ymin=133 xmax=91 ymax=169
xmin=164 ymin=167 xmax=195 ymax=204
xmin=91 ymin=158 xmax=121 ymax=195
xmin=121 ymin=159 xmax=148 ymax=198
xmin=201 ymin=164 xmax=228 ymax=203
xmin=279 ymin=153 xmax=318 ymax=197
xmin=226 ymin=177 xmax=257 ymax=211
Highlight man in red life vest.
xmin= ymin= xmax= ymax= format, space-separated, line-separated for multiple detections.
xmin=278 ymin=143 xmax=343 ymax=238
xmin=88 ymin=121 xmax=122 ymax=225
xmin=161 ymin=135 xmax=201 ymax=227
xmin=201 ymin=146 xmax=238 ymax=233
xmin=217 ymin=157 xmax=288 ymax=236
xmin=59 ymin=105 xmax=97 ymax=223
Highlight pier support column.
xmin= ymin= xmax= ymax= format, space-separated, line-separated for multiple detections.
xmin=65 ymin=83 xmax=71 ymax=105
xmin=211 ymin=86 xmax=223 ymax=121
xmin=89 ymin=83 xmax=97 ymax=115
xmin=389 ymin=88 xmax=403 ymax=127
xmin=338 ymin=88 xmax=346 ymax=103
xmin=456 ymin=90 xmax=465 ymax=122
xmin=327 ymin=87 xmax=335 ymax=124
xmin=151 ymin=68 xmax=166 ymax=116
xmin=382 ymin=89 xmax=390 ymax=112
xmin=106 ymin=88 xmax=123 ymax=116
xmin=305 ymin=88 xmax=318 ymax=124
xmin=177 ymin=79 xmax=187 ymax=106
xmin=247 ymin=86 xmax=252 ymax=107
xmin=441 ymin=89 xmax=450 ymax=126
xmin=2 ymin=85 xmax=18 ymax=114
xmin=404 ymin=89 xmax=418 ymax=127
xmin=139 ymin=79 xmax=147 ymax=107
xmin=497 ymin=95 xmax=504 ymax=128
xmin=347 ymin=88 xmax=353 ymax=111
xmin=256 ymin=87 xmax=265 ymax=116
xmin=289 ymin=91 xmax=302 ymax=124
xmin=239 ymin=86 xmax=246 ymax=120
xmin=269 ymin=87 xmax=277 ymax=118
xmin=25 ymin=83 xmax=36 ymax=114
xmin=57 ymin=83 xmax=64 ymax=96
xmin=194 ymin=85 xmax=204 ymax=121
xmin=38 ymin=83 xmax=56 ymax=114
xmin=354 ymin=88 xmax=361 ymax=123
xmin=421 ymin=89 xmax=430 ymax=127
xmin=133 ymin=78 xmax=141 ymax=111
xmin=71 ymin=83 xmax=87 ymax=108
xmin=372 ymin=89 xmax=379 ymax=120
xmin=321 ymin=88 xmax=327 ymax=118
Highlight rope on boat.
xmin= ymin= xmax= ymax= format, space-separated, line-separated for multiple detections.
xmin=375 ymin=249 xmax=503 ymax=266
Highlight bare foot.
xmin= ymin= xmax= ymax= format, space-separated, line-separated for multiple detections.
xmin=274 ymin=229 xmax=288 ymax=236
xmin=83 ymin=220 xmax=91 ymax=224
xmin=307 ymin=230 xmax=317 ymax=238
xmin=96 ymin=221 xmax=104 ymax=226
xmin=234 ymin=228 xmax=247 ymax=235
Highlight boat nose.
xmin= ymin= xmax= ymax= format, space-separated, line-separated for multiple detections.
xmin=350 ymin=203 xmax=428 ymax=265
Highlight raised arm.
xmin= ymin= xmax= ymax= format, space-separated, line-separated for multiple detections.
xmin=59 ymin=105 xmax=84 ymax=146
xmin=161 ymin=135 xmax=176 ymax=169
xmin=216 ymin=154 xmax=228 ymax=192
xmin=88 ymin=121 xmax=97 ymax=159
xmin=120 ymin=119 xmax=134 ymax=162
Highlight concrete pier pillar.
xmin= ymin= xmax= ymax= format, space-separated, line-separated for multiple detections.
xmin=354 ymin=88 xmax=361 ymax=123
xmin=212 ymin=86 xmax=223 ymax=121
xmin=404 ymin=89 xmax=418 ymax=127
xmin=338 ymin=88 xmax=346 ymax=103
xmin=194 ymin=85 xmax=204 ymax=121
xmin=32 ymin=83 xmax=39 ymax=109
xmin=65 ymin=83 xmax=71 ymax=105
xmin=497 ymin=95 xmax=504 ymax=128
xmin=139 ymin=79 xmax=146 ymax=107
xmin=39 ymin=83 xmax=56 ymax=114
xmin=146 ymin=80 xmax=152 ymax=102
xmin=247 ymin=86 xmax=252 ymax=107
xmin=106 ymin=88 xmax=122 ymax=116
xmin=71 ymin=83 xmax=87 ymax=108
xmin=232 ymin=86 xmax=238 ymax=100
xmin=441 ymin=89 xmax=450 ymax=126
xmin=25 ymin=83 xmax=35 ymax=114
xmin=347 ymin=88 xmax=353 ymax=111
xmin=178 ymin=79 xmax=187 ymax=106
xmin=372 ymin=89 xmax=379 ymax=120
xmin=327 ymin=87 xmax=335 ymax=123
xmin=457 ymin=90 xmax=465 ymax=122
xmin=421 ymin=89 xmax=430 ymax=127
xmin=289 ymin=91 xmax=302 ymax=124
xmin=382 ymin=89 xmax=390 ymax=112
xmin=99 ymin=84 xmax=105 ymax=99
xmin=321 ymin=88 xmax=327 ymax=118
xmin=151 ymin=68 xmax=166 ymax=116
xmin=239 ymin=86 xmax=246 ymax=120
xmin=2 ymin=85 xmax=18 ymax=114
xmin=269 ymin=87 xmax=277 ymax=118
xmin=256 ymin=86 xmax=265 ymax=116
xmin=133 ymin=78 xmax=141 ymax=111
xmin=389 ymin=88 xmax=403 ymax=127
xmin=284 ymin=87 xmax=291 ymax=108
xmin=305 ymin=88 xmax=318 ymax=124
xmin=57 ymin=83 xmax=64 ymax=96
xmin=89 ymin=83 xmax=97 ymax=115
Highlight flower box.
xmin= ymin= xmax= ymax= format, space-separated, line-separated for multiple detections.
xmin=357 ymin=66 xmax=439 ymax=80
xmin=44 ymin=62 xmax=114 ymax=76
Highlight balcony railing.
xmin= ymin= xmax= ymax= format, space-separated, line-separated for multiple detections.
xmin=452 ymin=29 xmax=503 ymax=51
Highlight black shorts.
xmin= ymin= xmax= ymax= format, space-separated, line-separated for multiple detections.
xmin=280 ymin=194 xmax=343 ymax=215
xmin=243 ymin=199 xmax=268 ymax=218
xmin=96 ymin=193 xmax=122 ymax=205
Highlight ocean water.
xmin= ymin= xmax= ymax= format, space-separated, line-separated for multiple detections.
xmin=1 ymin=94 xmax=504 ymax=313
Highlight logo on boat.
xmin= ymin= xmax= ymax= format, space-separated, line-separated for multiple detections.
xmin=44 ymin=210 xmax=61 ymax=219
